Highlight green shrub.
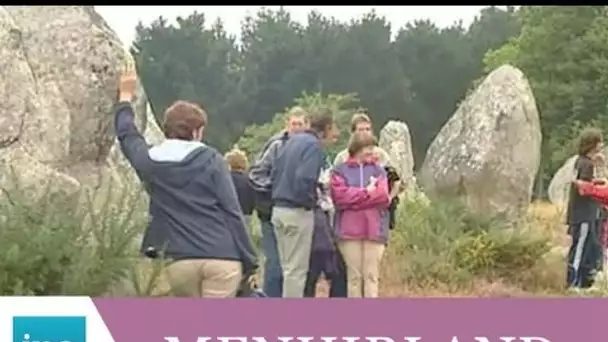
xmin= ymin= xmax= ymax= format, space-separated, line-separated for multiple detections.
xmin=389 ymin=194 xmax=552 ymax=289
xmin=0 ymin=178 xmax=152 ymax=296
xmin=236 ymin=92 xmax=361 ymax=159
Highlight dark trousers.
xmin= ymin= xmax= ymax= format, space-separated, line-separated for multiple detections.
xmin=566 ymin=220 xmax=604 ymax=289
xmin=303 ymin=250 xmax=348 ymax=297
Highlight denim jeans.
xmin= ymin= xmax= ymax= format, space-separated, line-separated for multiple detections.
xmin=261 ymin=220 xmax=283 ymax=297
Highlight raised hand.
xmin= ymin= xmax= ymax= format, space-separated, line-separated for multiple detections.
xmin=118 ymin=58 xmax=137 ymax=102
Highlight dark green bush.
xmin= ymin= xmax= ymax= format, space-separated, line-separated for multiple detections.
xmin=0 ymin=178 xmax=149 ymax=296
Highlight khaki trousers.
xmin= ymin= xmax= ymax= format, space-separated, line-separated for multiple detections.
xmin=272 ymin=206 xmax=314 ymax=298
xmin=338 ymin=240 xmax=385 ymax=298
xmin=164 ymin=259 xmax=242 ymax=297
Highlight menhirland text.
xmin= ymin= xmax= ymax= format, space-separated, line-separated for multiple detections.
xmin=163 ymin=336 xmax=551 ymax=342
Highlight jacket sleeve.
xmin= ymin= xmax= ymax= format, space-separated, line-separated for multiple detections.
xmin=349 ymin=174 xmax=391 ymax=210
xmin=363 ymin=175 xmax=391 ymax=208
xmin=577 ymin=181 xmax=608 ymax=205
xmin=296 ymin=142 xmax=326 ymax=208
xmin=245 ymin=176 xmax=257 ymax=215
xmin=330 ymin=170 xmax=370 ymax=209
xmin=248 ymin=140 xmax=280 ymax=191
xmin=212 ymin=157 xmax=258 ymax=273
xmin=114 ymin=101 xmax=152 ymax=177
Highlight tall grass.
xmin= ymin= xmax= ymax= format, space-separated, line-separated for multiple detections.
xmin=380 ymin=197 xmax=566 ymax=296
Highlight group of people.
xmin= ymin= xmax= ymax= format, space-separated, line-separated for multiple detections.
xmin=114 ymin=67 xmax=401 ymax=298
xmin=238 ymin=107 xmax=402 ymax=298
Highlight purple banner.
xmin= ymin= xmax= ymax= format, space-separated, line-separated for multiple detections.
xmin=93 ymin=299 xmax=606 ymax=342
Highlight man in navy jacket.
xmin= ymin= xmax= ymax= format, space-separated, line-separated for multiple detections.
xmin=271 ymin=108 xmax=339 ymax=297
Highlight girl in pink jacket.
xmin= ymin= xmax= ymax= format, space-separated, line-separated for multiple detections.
xmin=330 ymin=133 xmax=391 ymax=298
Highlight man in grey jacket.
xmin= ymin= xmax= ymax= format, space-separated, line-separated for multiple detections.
xmin=248 ymin=107 xmax=308 ymax=297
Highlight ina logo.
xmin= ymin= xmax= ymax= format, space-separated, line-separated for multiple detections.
xmin=12 ymin=316 xmax=86 ymax=342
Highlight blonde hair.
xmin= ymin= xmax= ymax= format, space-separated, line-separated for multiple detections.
xmin=350 ymin=112 xmax=372 ymax=132
xmin=347 ymin=132 xmax=378 ymax=156
xmin=225 ymin=146 xmax=249 ymax=172
xmin=287 ymin=106 xmax=308 ymax=119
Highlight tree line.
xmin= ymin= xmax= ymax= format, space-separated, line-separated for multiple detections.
xmin=133 ymin=6 xmax=608 ymax=194
xmin=132 ymin=6 xmax=519 ymax=163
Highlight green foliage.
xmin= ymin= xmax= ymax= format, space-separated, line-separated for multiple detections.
xmin=236 ymin=92 xmax=360 ymax=159
xmin=0 ymin=176 xmax=155 ymax=296
xmin=132 ymin=12 xmax=244 ymax=150
xmin=483 ymin=38 xmax=520 ymax=71
xmin=133 ymin=7 xmax=521 ymax=158
xmin=389 ymin=195 xmax=551 ymax=288
xmin=391 ymin=7 xmax=520 ymax=165
xmin=483 ymin=6 xmax=608 ymax=189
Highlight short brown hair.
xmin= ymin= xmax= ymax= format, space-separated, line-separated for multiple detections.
xmin=308 ymin=107 xmax=334 ymax=133
xmin=348 ymin=132 xmax=378 ymax=156
xmin=225 ymin=148 xmax=249 ymax=172
xmin=350 ymin=111 xmax=372 ymax=132
xmin=578 ymin=127 xmax=603 ymax=156
xmin=162 ymin=101 xmax=207 ymax=140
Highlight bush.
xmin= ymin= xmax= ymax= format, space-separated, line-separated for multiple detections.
xmin=387 ymin=194 xmax=553 ymax=291
xmin=0 ymin=178 xmax=153 ymax=296
xmin=236 ymin=92 xmax=361 ymax=159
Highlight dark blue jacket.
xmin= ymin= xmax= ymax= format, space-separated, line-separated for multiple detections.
xmin=114 ymin=102 xmax=257 ymax=273
xmin=271 ymin=131 xmax=326 ymax=209
xmin=231 ymin=170 xmax=256 ymax=216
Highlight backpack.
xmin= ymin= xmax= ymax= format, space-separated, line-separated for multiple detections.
xmin=385 ymin=166 xmax=401 ymax=230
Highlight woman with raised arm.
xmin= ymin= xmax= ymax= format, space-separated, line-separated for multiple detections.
xmin=114 ymin=65 xmax=257 ymax=297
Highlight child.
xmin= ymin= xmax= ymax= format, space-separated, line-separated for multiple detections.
xmin=330 ymin=133 xmax=391 ymax=298
xmin=566 ymin=128 xmax=604 ymax=289
xmin=225 ymin=148 xmax=256 ymax=234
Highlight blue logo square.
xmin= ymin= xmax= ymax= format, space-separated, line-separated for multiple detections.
xmin=13 ymin=316 xmax=86 ymax=342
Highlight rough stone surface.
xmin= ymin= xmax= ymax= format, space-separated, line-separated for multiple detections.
xmin=547 ymin=156 xmax=578 ymax=209
xmin=379 ymin=120 xmax=415 ymax=187
xmin=419 ymin=65 xmax=542 ymax=221
xmin=0 ymin=6 xmax=163 ymax=202
xmin=548 ymin=147 xmax=608 ymax=208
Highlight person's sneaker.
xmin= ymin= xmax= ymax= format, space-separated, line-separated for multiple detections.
xmin=567 ymin=287 xmax=584 ymax=296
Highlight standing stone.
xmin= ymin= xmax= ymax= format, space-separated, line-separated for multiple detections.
xmin=548 ymin=147 xmax=608 ymax=208
xmin=548 ymin=156 xmax=577 ymax=209
xmin=0 ymin=6 xmax=163 ymax=203
xmin=378 ymin=120 xmax=415 ymax=188
xmin=419 ymin=65 xmax=542 ymax=221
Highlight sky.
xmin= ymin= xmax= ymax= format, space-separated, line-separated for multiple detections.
xmin=94 ymin=6 xmax=488 ymax=46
